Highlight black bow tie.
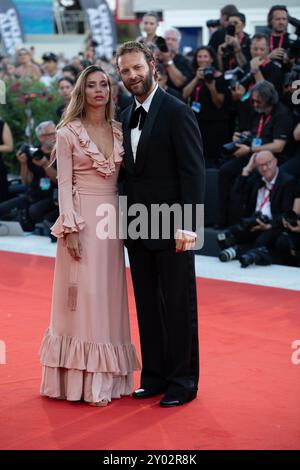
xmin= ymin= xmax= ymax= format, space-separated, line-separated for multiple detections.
xmin=129 ymin=106 xmax=147 ymax=130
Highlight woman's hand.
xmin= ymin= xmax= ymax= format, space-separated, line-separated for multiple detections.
xmin=65 ymin=232 xmax=82 ymax=260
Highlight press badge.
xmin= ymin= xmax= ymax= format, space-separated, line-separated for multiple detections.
xmin=191 ymin=101 xmax=201 ymax=113
xmin=251 ymin=138 xmax=262 ymax=148
xmin=39 ymin=177 xmax=51 ymax=191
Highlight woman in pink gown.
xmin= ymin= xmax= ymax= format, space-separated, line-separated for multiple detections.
xmin=39 ymin=66 xmax=140 ymax=406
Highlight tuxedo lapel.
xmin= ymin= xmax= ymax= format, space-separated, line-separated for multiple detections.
xmin=122 ymin=102 xmax=135 ymax=174
xmin=134 ymin=87 xmax=165 ymax=175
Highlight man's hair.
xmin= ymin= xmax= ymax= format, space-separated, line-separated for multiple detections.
xmin=164 ymin=27 xmax=182 ymax=43
xmin=35 ymin=121 xmax=55 ymax=137
xmin=221 ymin=4 xmax=239 ymax=18
xmin=251 ymin=80 xmax=279 ymax=107
xmin=116 ymin=41 xmax=155 ymax=67
xmin=251 ymin=33 xmax=269 ymax=44
xmin=267 ymin=5 xmax=288 ymax=28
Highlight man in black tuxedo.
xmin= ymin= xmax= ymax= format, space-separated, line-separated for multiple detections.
xmin=116 ymin=41 xmax=205 ymax=407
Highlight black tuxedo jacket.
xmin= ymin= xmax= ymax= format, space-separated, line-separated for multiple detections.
xmin=237 ymin=169 xmax=296 ymax=227
xmin=120 ymin=87 xmax=205 ymax=250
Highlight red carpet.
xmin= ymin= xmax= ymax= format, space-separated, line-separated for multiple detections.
xmin=0 ymin=250 xmax=299 ymax=450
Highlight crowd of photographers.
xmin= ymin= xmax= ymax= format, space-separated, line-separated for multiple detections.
xmin=0 ymin=3 xmax=300 ymax=267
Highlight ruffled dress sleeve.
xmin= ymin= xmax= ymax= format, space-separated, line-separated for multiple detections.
xmin=51 ymin=129 xmax=85 ymax=238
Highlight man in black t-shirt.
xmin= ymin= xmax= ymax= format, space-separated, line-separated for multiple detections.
xmin=266 ymin=5 xmax=291 ymax=69
xmin=154 ymin=28 xmax=193 ymax=94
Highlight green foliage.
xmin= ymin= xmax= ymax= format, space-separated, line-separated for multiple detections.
xmin=0 ymin=79 xmax=62 ymax=173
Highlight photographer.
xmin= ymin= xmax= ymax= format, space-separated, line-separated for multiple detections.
xmin=217 ymin=151 xmax=295 ymax=267
xmin=217 ymin=12 xmax=250 ymax=72
xmin=0 ymin=119 xmax=14 ymax=203
xmin=267 ymin=5 xmax=291 ymax=67
xmin=218 ymin=80 xmax=293 ymax=227
xmin=155 ymin=28 xmax=193 ymax=94
xmin=183 ymin=46 xmax=231 ymax=167
xmin=209 ymin=4 xmax=239 ymax=52
xmin=0 ymin=121 xmax=57 ymax=228
xmin=275 ymin=181 xmax=300 ymax=266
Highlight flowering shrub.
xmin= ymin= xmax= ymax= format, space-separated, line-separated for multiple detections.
xmin=0 ymin=79 xmax=62 ymax=172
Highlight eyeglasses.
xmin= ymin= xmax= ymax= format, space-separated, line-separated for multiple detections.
xmin=257 ymin=159 xmax=275 ymax=169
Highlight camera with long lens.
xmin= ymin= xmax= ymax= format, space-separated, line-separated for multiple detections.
xmin=155 ymin=36 xmax=169 ymax=53
xmin=203 ymin=66 xmax=215 ymax=84
xmin=239 ymin=246 xmax=271 ymax=268
xmin=222 ymin=133 xmax=252 ymax=157
xmin=240 ymin=211 xmax=271 ymax=230
xmin=283 ymin=210 xmax=300 ymax=228
xmin=224 ymin=66 xmax=245 ymax=89
xmin=18 ymin=142 xmax=39 ymax=160
xmin=219 ymin=245 xmax=240 ymax=262
xmin=206 ymin=19 xmax=221 ymax=29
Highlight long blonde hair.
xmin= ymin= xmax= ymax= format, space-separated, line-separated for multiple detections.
xmin=57 ymin=65 xmax=114 ymax=130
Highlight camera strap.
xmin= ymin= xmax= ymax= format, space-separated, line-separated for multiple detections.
xmin=195 ymin=82 xmax=204 ymax=102
xmin=257 ymin=114 xmax=271 ymax=138
xmin=269 ymin=34 xmax=284 ymax=51
xmin=258 ymin=184 xmax=274 ymax=211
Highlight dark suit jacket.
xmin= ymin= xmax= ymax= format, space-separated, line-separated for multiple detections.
xmin=120 ymin=86 xmax=205 ymax=250
xmin=237 ymin=169 xmax=296 ymax=227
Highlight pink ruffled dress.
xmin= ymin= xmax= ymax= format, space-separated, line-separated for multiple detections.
xmin=39 ymin=119 xmax=140 ymax=403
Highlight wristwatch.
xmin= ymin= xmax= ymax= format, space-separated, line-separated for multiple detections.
xmin=166 ymin=60 xmax=174 ymax=66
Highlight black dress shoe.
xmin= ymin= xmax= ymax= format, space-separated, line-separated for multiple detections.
xmin=160 ymin=392 xmax=197 ymax=407
xmin=132 ymin=388 xmax=162 ymax=399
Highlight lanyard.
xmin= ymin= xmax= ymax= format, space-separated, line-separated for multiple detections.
xmin=270 ymin=34 xmax=284 ymax=51
xmin=258 ymin=185 xmax=274 ymax=211
xmin=257 ymin=114 xmax=271 ymax=138
xmin=195 ymin=82 xmax=204 ymax=102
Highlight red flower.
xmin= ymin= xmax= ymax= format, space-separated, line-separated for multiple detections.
xmin=47 ymin=95 xmax=54 ymax=102
xmin=10 ymin=82 xmax=21 ymax=92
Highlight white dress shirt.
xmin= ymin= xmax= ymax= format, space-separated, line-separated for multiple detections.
xmin=130 ymin=83 xmax=158 ymax=162
xmin=255 ymin=169 xmax=279 ymax=220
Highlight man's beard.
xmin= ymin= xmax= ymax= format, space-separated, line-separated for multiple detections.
xmin=126 ymin=69 xmax=153 ymax=97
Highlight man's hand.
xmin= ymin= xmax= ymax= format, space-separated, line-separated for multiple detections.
xmin=268 ymin=48 xmax=285 ymax=61
xmin=16 ymin=151 xmax=28 ymax=164
xmin=175 ymin=230 xmax=197 ymax=252
xmin=234 ymin=144 xmax=251 ymax=157
xmin=32 ymin=156 xmax=49 ymax=168
xmin=283 ymin=218 xmax=300 ymax=233
xmin=230 ymin=83 xmax=246 ymax=101
xmin=250 ymin=219 xmax=272 ymax=232
xmin=250 ymin=56 xmax=264 ymax=72
xmin=65 ymin=232 xmax=82 ymax=260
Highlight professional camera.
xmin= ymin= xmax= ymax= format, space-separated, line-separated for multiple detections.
xmin=224 ymin=66 xmax=245 ymax=89
xmin=203 ymin=66 xmax=215 ymax=84
xmin=239 ymin=246 xmax=271 ymax=268
xmin=240 ymin=211 xmax=271 ymax=230
xmin=222 ymin=133 xmax=252 ymax=157
xmin=217 ymin=230 xmax=237 ymax=250
xmin=206 ymin=19 xmax=221 ymax=29
xmin=155 ymin=36 xmax=169 ymax=53
xmin=18 ymin=143 xmax=39 ymax=159
xmin=288 ymin=15 xmax=300 ymax=59
xmin=283 ymin=210 xmax=300 ymax=227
